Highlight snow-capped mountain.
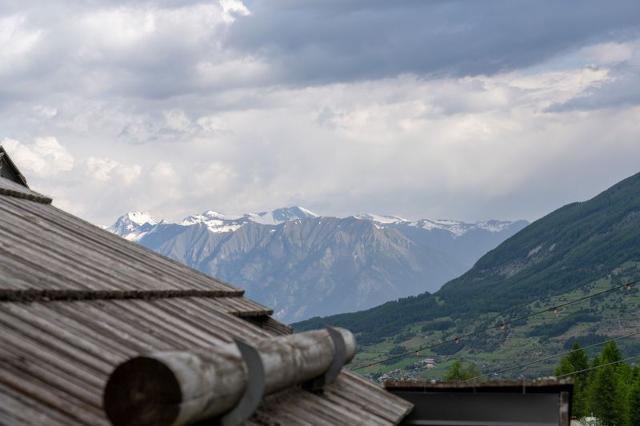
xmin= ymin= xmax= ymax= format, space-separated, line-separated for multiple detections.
xmin=113 ymin=207 xmax=320 ymax=239
xmin=180 ymin=210 xmax=247 ymax=233
xmin=352 ymin=213 xmax=407 ymax=224
xmin=106 ymin=211 xmax=158 ymax=241
xmin=179 ymin=207 xmax=319 ymax=233
xmin=107 ymin=207 xmax=527 ymax=322
xmin=410 ymin=218 xmax=516 ymax=237
xmin=249 ymin=206 xmax=318 ymax=225
xmin=353 ymin=214 xmax=518 ymax=237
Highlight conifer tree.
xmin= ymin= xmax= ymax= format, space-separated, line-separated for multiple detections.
xmin=600 ymin=341 xmax=622 ymax=364
xmin=590 ymin=364 xmax=624 ymax=426
xmin=629 ymin=375 xmax=640 ymax=426
xmin=588 ymin=342 xmax=625 ymax=426
xmin=555 ymin=343 xmax=589 ymax=417
xmin=556 ymin=340 xmax=640 ymax=424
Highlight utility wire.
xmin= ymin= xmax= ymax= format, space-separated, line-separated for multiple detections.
xmin=556 ymin=354 xmax=640 ymax=379
xmin=464 ymin=328 xmax=640 ymax=382
xmin=352 ymin=280 xmax=637 ymax=371
xmin=355 ymin=280 xmax=636 ymax=370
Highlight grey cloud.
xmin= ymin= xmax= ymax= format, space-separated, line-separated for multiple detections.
xmin=549 ymin=57 xmax=640 ymax=111
xmin=0 ymin=1 xmax=245 ymax=107
xmin=3 ymin=0 xmax=638 ymax=110
xmin=550 ymin=75 xmax=640 ymax=111
xmin=228 ymin=0 xmax=640 ymax=84
xmin=2 ymin=1 xmax=640 ymax=227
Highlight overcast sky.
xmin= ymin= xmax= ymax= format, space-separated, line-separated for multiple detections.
xmin=1 ymin=0 xmax=640 ymax=225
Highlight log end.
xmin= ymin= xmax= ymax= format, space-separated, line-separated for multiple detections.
xmin=103 ymin=356 xmax=182 ymax=426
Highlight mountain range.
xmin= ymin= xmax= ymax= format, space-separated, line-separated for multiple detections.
xmin=107 ymin=207 xmax=527 ymax=322
xmin=295 ymin=172 xmax=640 ymax=380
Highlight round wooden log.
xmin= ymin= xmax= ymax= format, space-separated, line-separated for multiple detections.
xmin=103 ymin=327 xmax=356 ymax=426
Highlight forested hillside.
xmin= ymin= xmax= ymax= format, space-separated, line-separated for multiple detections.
xmin=295 ymin=172 xmax=640 ymax=380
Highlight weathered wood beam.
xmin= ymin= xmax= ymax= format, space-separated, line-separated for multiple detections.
xmin=103 ymin=328 xmax=356 ymax=426
xmin=0 ymin=289 xmax=245 ymax=302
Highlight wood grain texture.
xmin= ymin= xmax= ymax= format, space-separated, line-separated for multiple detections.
xmin=0 ymin=196 xmax=238 ymax=293
xmin=0 ymin=298 xmax=411 ymax=425
xmin=103 ymin=328 xmax=356 ymax=426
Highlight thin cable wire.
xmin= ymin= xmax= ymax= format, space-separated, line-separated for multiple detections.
xmin=464 ymin=328 xmax=640 ymax=382
xmin=355 ymin=280 xmax=635 ymax=370
xmin=352 ymin=280 xmax=637 ymax=371
xmin=556 ymin=354 xmax=640 ymax=379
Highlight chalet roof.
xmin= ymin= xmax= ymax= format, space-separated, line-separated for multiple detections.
xmin=0 ymin=146 xmax=28 ymax=187
xmin=0 ymin=153 xmax=412 ymax=425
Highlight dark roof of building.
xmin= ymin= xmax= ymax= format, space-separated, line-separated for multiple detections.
xmin=0 ymin=148 xmax=412 ymax=425
xmin=384 ymin=378 xmax=574 ymax=392
xmin=384 ymin=379 xmax=573 ymax=426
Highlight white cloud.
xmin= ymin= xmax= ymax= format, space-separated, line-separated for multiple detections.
xmin=195 ymin=56 xmax=269 ymax=87
xmin=86 ymin=157 xmax=141 ymax=185
xmin=80 ymin=8 xmax=156 ymax=51
xmin=581 ymin=42 xmax=635 ymax=64
xmin=1 ymin=137 xmax=74 ymax=177
xmin=163 ymin=109 xmax=192 ymax=132
xmin=33 ymin=105 xmax=59 ymax=119
xmin=196 ymin=115 xmax=227 ymax=133
xmin=220 ymin=0 xmax=250 ymax=23
xmin=150 ymin=161 xmax=177 ymax=181
xmin=0 ymin=15 xmax=42 ymax=76
xmin=193 ymin=162 xmax=235 ymax=193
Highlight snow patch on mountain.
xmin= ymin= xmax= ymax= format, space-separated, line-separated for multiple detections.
xmin=413 ymin=219 xmax=470 ymax=236
xmin=349 ymin=215 xmax=516 ymax=237
xmin=181 ymin=210 xmax=226 ymax=225
xmin=181 ymin=210 xmax=245 ymax=233
xmin=176 ymin=207 xmax=318 ymax=233
xmin=476 ymin=220 xmax=518 ymax=233
xmin=250 ymin=207 xmax=318 ymax=225
xmin=109 ymin=207 xmax=522 ymax=241
xmin=353 ymin=213 xmax=407 ymax=224
xmin=107 ymin=211 xmax=158 ymax=241
xmin=411 ymin=219 xmax=518 ymax=237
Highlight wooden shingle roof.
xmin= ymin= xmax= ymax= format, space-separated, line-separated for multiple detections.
xmin=0 ymin=164 xmax=412 ymax=425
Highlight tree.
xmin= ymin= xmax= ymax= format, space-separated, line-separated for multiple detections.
xmin=629 ymin=377 xmax=640 ymax=426
xmin=590 ymin=364 xmax=624 ymax=426
xmin=600 ymin=341 xmax=623 ymax=364
xmin=444 ymin=360 xmax=480 ymax=382
xmin=556 ymin=339 xmax=640 ymax=425
xmin=588 ymin=342 xmax=626 ymax=426
xmin=555 ymin=343 xmax=589 ymax=417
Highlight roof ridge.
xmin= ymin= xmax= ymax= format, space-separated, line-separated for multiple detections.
xmin=0 ymin=288 xmax=246 ymax=303
xmin=0 ymin=176 xmax=52 ymax=204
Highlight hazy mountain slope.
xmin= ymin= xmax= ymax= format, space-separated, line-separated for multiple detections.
xmin=108 ymin=208 xmax=526 ymax=322
xmin=439 ymin=170 xmax=640 ymax=314
xmin=293 ymin=172 xmax=640 ymax=379
xmin=195 ymin=217 xmax=461 ymax=320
